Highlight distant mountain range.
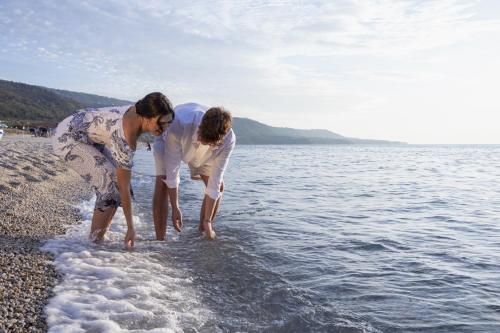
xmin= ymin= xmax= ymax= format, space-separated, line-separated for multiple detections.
xmin=232 ymin=117 xmax=404 ymax=144
xmin=0 ymin=79 xmax=130 ymax=126
xmin=0 ymin=79 xmax=404 ymax=145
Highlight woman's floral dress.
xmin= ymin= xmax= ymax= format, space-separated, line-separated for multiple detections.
xmin=53 ymin=106 xmax=134 ymax=211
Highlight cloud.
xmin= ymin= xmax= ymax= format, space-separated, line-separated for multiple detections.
xmin=122 ymin=0 xmax=500 ymax=57
xmin=1 ymin=0 xmax=500 ymax=142
xmin=2 ymin=1 xmax=497 ymax=77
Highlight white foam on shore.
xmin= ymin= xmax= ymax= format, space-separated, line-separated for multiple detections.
xmin=42 ymin=198 xmax=213 ymax=333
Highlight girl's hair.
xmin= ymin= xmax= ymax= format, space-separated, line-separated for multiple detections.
xmin=199 ymin=107 xmax=232 ymax=144
xmin=135 ymin=92 xmax=174 ymax=118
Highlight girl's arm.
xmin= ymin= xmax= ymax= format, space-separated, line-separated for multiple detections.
xmin=117 ymin=167 xmax=135 ymax=249
xmin=167 ymin=186 xmax=183 ymax=232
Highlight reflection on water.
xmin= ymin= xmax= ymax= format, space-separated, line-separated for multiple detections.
xmin=46 ymin=145 xmax=500 ymax=333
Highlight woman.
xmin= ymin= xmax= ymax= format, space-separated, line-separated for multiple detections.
xmin=53 ymin=92 xmax=174 ymax=249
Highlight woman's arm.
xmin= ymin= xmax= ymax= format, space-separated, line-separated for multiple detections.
xmin=117 ymin=167 xmax=135 ymax=249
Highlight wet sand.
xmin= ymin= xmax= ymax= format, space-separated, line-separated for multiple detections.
xmin=0 ymin=135 xmax=91 ymax=332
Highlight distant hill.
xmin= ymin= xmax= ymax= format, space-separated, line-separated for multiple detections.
xmin=0 ymin=79 xmax=404 ymax=144
xmin=232 ymin=117 xmax=404 ymax=145
xmin=52 ymin=88 xmax=131 ymax=108
xmin=0 ymin=79 xmax=131 ymax=126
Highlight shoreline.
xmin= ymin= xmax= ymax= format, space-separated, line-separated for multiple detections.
xmin=0 ymin=135 xmax=91 ymax=332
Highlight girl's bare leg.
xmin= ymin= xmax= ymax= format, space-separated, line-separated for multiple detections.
xmin=153 ymin=176 xmax=169 ymax=240
xmin=90 ymin=207 xmax=117 ymax=242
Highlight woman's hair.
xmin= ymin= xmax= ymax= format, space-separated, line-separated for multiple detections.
xmin=199 ymin=107 xmax=232 ymax=144
xmin=135 ymin=92 xmax=174 ymax=119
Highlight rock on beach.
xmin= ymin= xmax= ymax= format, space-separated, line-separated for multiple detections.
xmin=0 ymin=135 xmax=90 ymax=333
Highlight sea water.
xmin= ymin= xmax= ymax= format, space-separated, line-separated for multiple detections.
xmin=43 ymin=145 xmax=500 ymax=332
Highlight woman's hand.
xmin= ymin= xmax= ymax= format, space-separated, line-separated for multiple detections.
xmin=172 ymin=207 xmax=183 ymax=232
xmin=124 ymin=228 xmax=136 ymax=249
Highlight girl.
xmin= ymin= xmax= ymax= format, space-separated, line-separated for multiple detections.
xmin=53 ymin=92 xmax=174 ymax=248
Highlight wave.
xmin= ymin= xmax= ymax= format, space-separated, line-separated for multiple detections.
xmin=42 ymin=198 xmax=213 ymax=333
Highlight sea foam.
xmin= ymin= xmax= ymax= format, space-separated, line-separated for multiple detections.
xmin=42 ymin=198 xmax=213 ymax=333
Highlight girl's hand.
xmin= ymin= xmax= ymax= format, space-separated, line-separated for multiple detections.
xmin=124 ymin=228 xmax=136 ymax=250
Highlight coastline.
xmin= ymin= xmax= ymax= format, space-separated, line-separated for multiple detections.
xmin=0 ymin=135 xmax=91 ymax=332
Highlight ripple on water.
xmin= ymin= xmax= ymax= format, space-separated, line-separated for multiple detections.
xmin=46 ymin=146 xmax=500 ymax=332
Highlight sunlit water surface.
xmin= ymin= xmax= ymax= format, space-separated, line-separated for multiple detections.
xmin=44 ymin=145 xmax=500 ymax=332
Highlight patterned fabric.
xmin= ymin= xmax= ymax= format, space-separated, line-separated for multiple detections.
xmin=55 ymin=106 xmax=134 ymax=169
xmin=52 ymin=106 xmax=135 ymax=211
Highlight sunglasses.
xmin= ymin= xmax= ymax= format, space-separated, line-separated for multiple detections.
xmin=157 ymin=114 xmax=174 ymax=131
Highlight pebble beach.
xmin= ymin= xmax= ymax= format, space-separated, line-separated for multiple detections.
xmin=0 ymin=135 xmax=90 ymax=333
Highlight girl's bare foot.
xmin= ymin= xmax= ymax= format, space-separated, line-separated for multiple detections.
xmin=203 ymin=220 xmax=216 ymax=240
xmin=89 ymin=228 xmax=107 ymax=243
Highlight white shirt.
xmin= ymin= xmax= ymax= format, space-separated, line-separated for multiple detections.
xmin=161 ymin=103 xmax=236 ymax=200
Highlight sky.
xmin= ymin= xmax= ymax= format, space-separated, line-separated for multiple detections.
xmin=1 ymin=0 xmax=499 ymax=144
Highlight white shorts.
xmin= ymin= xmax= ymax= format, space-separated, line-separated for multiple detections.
xmin=188 ymin=163 xmax=211 ymax=181
xmin=153 ymin=136 xmax=212 ymax=180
